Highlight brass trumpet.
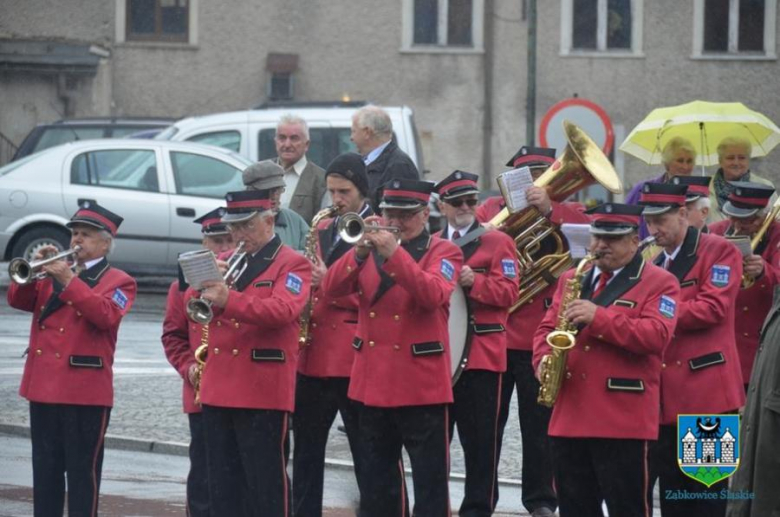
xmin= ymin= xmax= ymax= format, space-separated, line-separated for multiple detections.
xmin=337 ymin=212 xmax=399 ymax=244
xmin=8 ymin=246 xmax=82 ymax=285
xmin=185 ymin=241 xmax=247 ymax=324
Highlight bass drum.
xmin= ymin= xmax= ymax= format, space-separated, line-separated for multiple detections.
xmin=448 ymin=285 xmax=473 ymax=385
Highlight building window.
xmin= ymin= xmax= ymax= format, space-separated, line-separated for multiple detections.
xmin=561 ymin=0 xmax=644 ymax=56
xmin=126 ymin=0 xmax=189 ymax=42
xmin=693 ymin=0 xmax=777 ymax=58
xmin=402 ymin=0 xmax=484 ymax=52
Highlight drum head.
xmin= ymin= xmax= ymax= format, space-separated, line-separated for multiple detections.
xmin=448 ymin=285 xmax=472 ymax=385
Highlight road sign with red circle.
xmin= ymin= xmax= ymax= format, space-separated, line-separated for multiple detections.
xmin=540 ymin=98 xmax=614 ymax=155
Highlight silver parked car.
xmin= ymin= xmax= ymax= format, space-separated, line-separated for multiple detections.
xmin=0 ymin=139 xmax=254 ymax=274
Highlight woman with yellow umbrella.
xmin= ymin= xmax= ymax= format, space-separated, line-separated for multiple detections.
xmin=624 ymin=136 xmax=697 ymax=238
xmin=708 ymin=137 xmax=775 ymax=223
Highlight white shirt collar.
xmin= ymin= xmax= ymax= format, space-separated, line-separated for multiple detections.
xmin=82 ymin=257 xmax=104 ymax=270
xmin=663 ymin=243 xmax=683 ymax=262
xmin=447 ymin=223 xmax=472 ymax=240
xmin=591 ymin=265 xmax=624 ymax=287
xmin=279 ymin=155 xmax=308 ymax=176
xmin=364 ymin=140 xmax=391 ymax=166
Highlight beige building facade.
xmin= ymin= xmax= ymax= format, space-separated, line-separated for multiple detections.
xmin=1 ymin=0 xmax=778 ymax=195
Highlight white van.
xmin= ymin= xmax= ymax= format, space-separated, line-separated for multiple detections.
xmin=155 ymin=102 xmax=426 ymax=173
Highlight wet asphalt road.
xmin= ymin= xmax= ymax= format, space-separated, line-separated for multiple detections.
xmin=0 ymin=287 xmax=524 ymax=480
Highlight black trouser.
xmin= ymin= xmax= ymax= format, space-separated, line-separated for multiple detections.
xmin=29 ymin=402 xmax=111 ymax=517
xmin=292 ymin=375 xmax=363 ymax=517
xmin=202 ymin=405 xmax=290 ymax=517
xmin=358 ymin=403 xmax=450 ymax=517
xmin=551 ymin=436 xmax=651 ymax=517
xmin=497 ymin=350 xmax=557 ymax=513
xmin=449 ymin=370 xmax=503 ymax=517
xmin=648 ymin=424 xmax=729 ymax=517
xmin=187 ymin=413 xmax=210 ymax=517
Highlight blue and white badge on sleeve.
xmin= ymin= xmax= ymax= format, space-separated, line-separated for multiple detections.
xmin=112 ymin=288 xmax=128 ymax=310
xmin=659 ymin=295 xmax=676 ymax=319
xmin=285 ymin=272 xmax=303 ymax=295
xmin=501 ymin=259 xmax=517 ymax=278
xmin=711 ymin=264 xmax=731 ymax=287
xmin=440 ymin=259 xmax=455 ymax=281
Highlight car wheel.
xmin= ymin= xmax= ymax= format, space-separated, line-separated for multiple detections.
xmin=11 ymin=226 xmax=71 ymax=262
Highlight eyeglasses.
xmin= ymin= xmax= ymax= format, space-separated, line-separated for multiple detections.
xmin=227 ymin=221 xmax=256 ymax=234
xmin=446 ymin=198 xmax=478 ymax=208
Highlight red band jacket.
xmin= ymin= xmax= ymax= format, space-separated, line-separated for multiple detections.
xmin=476 ymin=196 xmax=590 ymax=351
xmin=652 ymin=227 xmax=746 ymax=424
xmin=161 ymin=280 xmax=202 ymax=414
xmin=187 ymin=236 xmax=311 ymax=412
xmin=8 ymin=258 xmax=136 ymax=407
xmin=709 ymin=220 xmax=780 ymax=383
xmin=322 ymin=231 xmax=463 ymax=407
xmin=437 ymin=221 xmax=519 ymax=372
xmin=533 ymin=253 xmax=680 ymax=440
xmin=297 ymin=207 xmax=373 ymax=378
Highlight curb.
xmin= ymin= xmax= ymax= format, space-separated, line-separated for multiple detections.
xmin=0 ymin=422 xmax=522 ymax=487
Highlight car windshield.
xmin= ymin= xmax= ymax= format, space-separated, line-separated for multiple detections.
xmin=33 ymin=127 xmax=105 ymax=153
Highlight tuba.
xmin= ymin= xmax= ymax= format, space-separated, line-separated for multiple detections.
xmin=489 ymin=121 xmax=622 ymax=312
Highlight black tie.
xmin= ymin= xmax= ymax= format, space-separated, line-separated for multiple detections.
xmin=453 ymin=231 xmax=461 ymax=241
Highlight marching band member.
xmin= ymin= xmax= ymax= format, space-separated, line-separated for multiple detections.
xmin=670 ymin=175 xmax=712 ymax=232
xmin=640 ymin=183 xmax=745 ymax=517
xmin=189 ymin=189 xmax=311 ymax=516
xmin=477 ymin=146 xmax=589 ymax=517
xmin=8 ymin=202 xmax=136 ymax=517
xmin=533 ymin=203 xmax=679 ymax=517
xmin=160 ymin=207 xmax=233 ymax=517
xmin=709 ymin=182 xmax=780 ymax=387
xmin=321 ymin=179 xmax=462 ymax=516
xmin=293 ymin=153 xmax=375 ymax=516
xmin=434 ymin=170 xmax=519 ymax=517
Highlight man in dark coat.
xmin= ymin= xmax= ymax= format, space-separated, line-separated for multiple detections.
xmin=726 ymin=286 xmax=780 ymax=517
xmin=350 ymin=105 xmax=419 ymax=211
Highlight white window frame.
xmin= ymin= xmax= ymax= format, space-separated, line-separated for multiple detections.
xmin=692 ymin=0 xmax=777 ymax=60
xmin=560 ymin=0 xmax=644 ymax=58
xmin=401 ymin=0 xmax=485 ymax=54
xmin=115 ymin=0 xmax=199 ymax=47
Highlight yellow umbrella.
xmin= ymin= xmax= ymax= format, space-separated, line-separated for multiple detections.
xmin=619 ymin=101 xmax=780 ymax=166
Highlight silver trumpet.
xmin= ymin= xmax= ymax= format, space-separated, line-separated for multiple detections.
xmin=337 ymin=212 xmax=399 ymax=244
xmin=8 ymin=246 xmax=82 ymax=285
xmin=186 ymin=241 xmax=247 ymax=324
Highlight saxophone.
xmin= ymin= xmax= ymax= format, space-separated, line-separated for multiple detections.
xmin=537 ymin=253 xmax=598 ymax=407
xmin=298 ymin=206 xmax=339 ymax=347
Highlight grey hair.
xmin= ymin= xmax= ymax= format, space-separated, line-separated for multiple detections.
xmin=276 ymin=114 xmax=310 ymax=141
xmin=690 ymin=197 xmax=711 ymax=211
xmin=353 ymin=105 xmax=393 ymax=139
xmin=661 ymin=137 xmax=696 ymax=166
xmin=98 ymin=230 xmax=116 ymax=255
xmin=717 ymin=137 xmax=752 ymax=160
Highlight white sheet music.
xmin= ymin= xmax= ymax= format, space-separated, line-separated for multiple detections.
xmin=560 ymin=223 xmax=592 ymax=259
xmin=497 ymin=167 xmax=534 ymax=213
xmin=178 ymin=250 xmax=222 ymax=291
xmin=725 ymin=236 xmax=752 ymax=258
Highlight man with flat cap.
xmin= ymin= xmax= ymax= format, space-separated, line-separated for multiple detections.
xmin=640 ymin=182 xmax=744 ymax=517
xmin=533 ymin=203 xmax=679 ymax=517
xmin=293 ymin=152 xmax=383 ymax=516
xmin=8 ymin=202 xmax=136 ymax=517
xmin=322 ymin=178 xmax=463 ymax=516
xmin=478 ymin=145 xmax=589 ymax=517
xmin=709 ymin=182 xmax=780 ymax=388
xmin=434 ymin=170 xmax=519 ymax=517
xmin=161 ymin=207 xmax=234 ymax=517
xmin=244 ymin=160 xmax=310 ymax=251
xmin=186 ymin=189 xmax=311 ymax=516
